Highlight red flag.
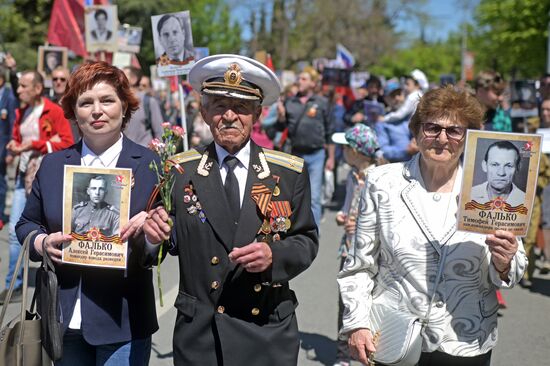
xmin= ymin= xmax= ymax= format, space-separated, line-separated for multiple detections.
xmin=47 ymin=0 xmax=110 ymax=58
xmin=47 ymin=0 xmax=87 ymax=56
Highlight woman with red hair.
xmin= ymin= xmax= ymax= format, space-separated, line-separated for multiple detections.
xmin=16 ymin=61 xmax=160 ymax=365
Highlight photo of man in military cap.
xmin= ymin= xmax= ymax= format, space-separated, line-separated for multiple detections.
xmin=143 ymin=54 xmax=318 ymax=366
xmin=72 ymin=175 xmax=120 ymax=237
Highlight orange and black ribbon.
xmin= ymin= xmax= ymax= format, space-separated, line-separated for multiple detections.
xmin=464 ymin=200 xmax=528 ymax=215
xmin=71 ymin=231 xmax=123 ymax=244
xmin=251 ymin=183 xmax=273 ymax=216
xmin=271 ymin=200 xmax=292 ymax=218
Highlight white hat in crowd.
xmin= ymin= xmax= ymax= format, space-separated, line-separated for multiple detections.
xmin=410 ymin=68 xmax=429 ymax=91
xmin=188 ymin=54 xmax=281 ymax=106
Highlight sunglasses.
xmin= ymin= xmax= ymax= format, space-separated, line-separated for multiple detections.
xmin=52 ymin=77 xmax=67 ymax=82
xmin=421 ymin=122 xmax=466 ymax=141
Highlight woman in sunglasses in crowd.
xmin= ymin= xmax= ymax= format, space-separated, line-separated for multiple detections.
xmin=338 ymin=86 xmax=526 ymax=366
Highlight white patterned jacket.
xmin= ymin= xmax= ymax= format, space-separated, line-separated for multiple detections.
xmin=337 ymin=154 xmax=527 ymax=357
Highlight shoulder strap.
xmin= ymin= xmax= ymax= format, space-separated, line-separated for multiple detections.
xmin=422 ymin=245 xmax=448 ymax=325
xmin=0 ymin=229 xmax=37 ymax=327
xmin=171 ymin=149 xmax=202 ymax=164
xmin=262 ymin=148 xmax=304 ymax=173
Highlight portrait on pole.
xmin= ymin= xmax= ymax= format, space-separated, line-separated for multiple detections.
xmin=151 ymin=10 xmax=195 ymax=77
xmin=85 ymin=5 xmax=118 ymax=53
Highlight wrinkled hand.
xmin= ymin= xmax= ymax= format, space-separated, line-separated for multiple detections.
xmin=348 ymin=328 xmax=376 ymax=364
xmin=35 ymin=232 xmax=73 ymax=265
xmin=229 ymin=242 xmax=272 ymax=272
xmin=143 ymin=206 xmax=171 ymax=245
xmin=344 ymin=215 xmax=356 ymax=235
xmin=120 ymin=211 xmax=148 ymax=242
xmin=486 ymin=229 xmax=518 ymax=276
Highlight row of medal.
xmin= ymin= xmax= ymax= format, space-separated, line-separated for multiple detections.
xmin=184 ymin=185 xmax=207 ymax=223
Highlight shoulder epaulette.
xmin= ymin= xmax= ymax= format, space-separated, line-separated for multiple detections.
xmin=262 ymin=149 xmax=304 ymax=173
xmin=171 ymin=149 xmax=202 ymax=164
xmin=107 ymin=204 xmax=120 ymax=214
xmin=73 ymin=201 xmax=87 ymax=209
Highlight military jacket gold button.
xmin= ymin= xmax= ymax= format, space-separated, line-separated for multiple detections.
xmin=211 ymin=281 xmax=220 ymax=290
xmin=217 ymin=306 xmax=225 ymax=313
xmin=211 ymin=256 xmax=220 ymax=265
xmin=251 ymin=307 xmax=260 ymax=316
xmin=253 ymin=284 xmax=262 ymax=292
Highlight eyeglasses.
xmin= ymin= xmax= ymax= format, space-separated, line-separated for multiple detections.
xmin=421 ymin=122 xmax=466 ymax=141
xmin=52 ymin=77 xmax=67 ymax=82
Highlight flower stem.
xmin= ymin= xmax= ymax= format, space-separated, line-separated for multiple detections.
xmin=157 ymin=242 xmax=164 ymax=307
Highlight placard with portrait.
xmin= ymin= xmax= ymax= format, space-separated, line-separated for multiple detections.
xmin=37 ymin=46 xmax=68 ymax=81
xmin=151 ymin=10 xmax=195 ymax=77
xmin=118 ymin=25 xmax=142 ymax=53
xmin=457 ymin=130 xmax=542 ymax=236
xmin=85 ymin=5 xmax=118 ymax=53
xmin=62 ymin=165 xmax=131 ymax=269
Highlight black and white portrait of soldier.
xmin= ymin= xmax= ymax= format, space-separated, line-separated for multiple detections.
xmin=471 ymin=140 xmax=527 ymax=206
xmin=152 ymin=11 xmax=194 ymax=65
xmin=44 ymin=51 xmax=62 ymax=75
xmin=71 ymin=175 xmax=120 ymax=237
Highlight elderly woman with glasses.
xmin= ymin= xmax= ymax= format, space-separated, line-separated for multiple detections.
xmin=338 ymin=86 xmax=526 ymax=366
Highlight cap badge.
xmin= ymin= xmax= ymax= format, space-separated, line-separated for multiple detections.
xmin=224 ymin=63 xmax=243 ymax=86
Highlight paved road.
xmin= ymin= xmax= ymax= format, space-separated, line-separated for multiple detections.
xmin=1 ymin=166 xmax=549 ymax=365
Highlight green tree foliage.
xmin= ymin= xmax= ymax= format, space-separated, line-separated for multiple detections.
xmin=249 ymin=0 xmax=400 ymax=70
xmin=370 ymin=35 xmax=462 ymax=82
xmin=470 ymin=0 xmax=550 ymax=78
xmin=0 ymin=0 xmax=52 ymax=71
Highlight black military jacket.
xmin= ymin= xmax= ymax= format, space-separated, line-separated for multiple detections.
xmin=170 ymin=141 xmax=318 ymax=366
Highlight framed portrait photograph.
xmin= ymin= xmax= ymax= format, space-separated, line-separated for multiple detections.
xmin=37 ymin=46 xmax=68 ymax=80
xmin=457 ymin=130 xmax=542 ymax=236
xmin=85 ymin=5 xmax=118 ymax=53
xmin=62 ymin=165 xmax=132 ymax=269
xmin=151 ymin=10 xmax=195 ymax=77
xmin=117 ymin=24 xmax=142 ymax=53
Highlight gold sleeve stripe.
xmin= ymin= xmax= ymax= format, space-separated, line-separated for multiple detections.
xmin=262 ymin=149 xmax=304 ymax=173
xmin=171 ymin=149 xmax=202 ymax=164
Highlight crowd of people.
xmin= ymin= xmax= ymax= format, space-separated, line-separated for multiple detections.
xmin=0 ymin=49 xmax=549 ymax=366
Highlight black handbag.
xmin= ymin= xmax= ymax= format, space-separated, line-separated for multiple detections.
xmin=33 ymin=238 xmax=63 ymax=361
xmin=0 ymin=230 xmax=51 ymax=366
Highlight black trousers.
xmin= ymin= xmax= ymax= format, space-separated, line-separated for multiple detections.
xmin=418 ymin=350 xmax=492 ymax=366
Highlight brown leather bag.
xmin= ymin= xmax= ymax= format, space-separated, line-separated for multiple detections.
xmin=0 ymin=230 xmax=51 ymax=366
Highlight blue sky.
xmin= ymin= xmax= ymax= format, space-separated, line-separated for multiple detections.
xmin=232 ymin=0 xmax=479 ymax=43
xmin=393 ymin=0 xmax=479 ymax=42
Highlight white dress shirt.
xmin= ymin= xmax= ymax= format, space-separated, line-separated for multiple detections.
xmin=215 ymin=141 xmax=251 ymax=207
xmin=68 ymin=134 xmax=123 ymax=329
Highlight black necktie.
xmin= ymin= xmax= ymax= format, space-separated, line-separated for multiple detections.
xmin=223 ymin=156 xmax=240 ymax=222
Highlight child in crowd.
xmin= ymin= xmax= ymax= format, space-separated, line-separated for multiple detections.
xmin=331 ymin=124 xmax=385 ymax=366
